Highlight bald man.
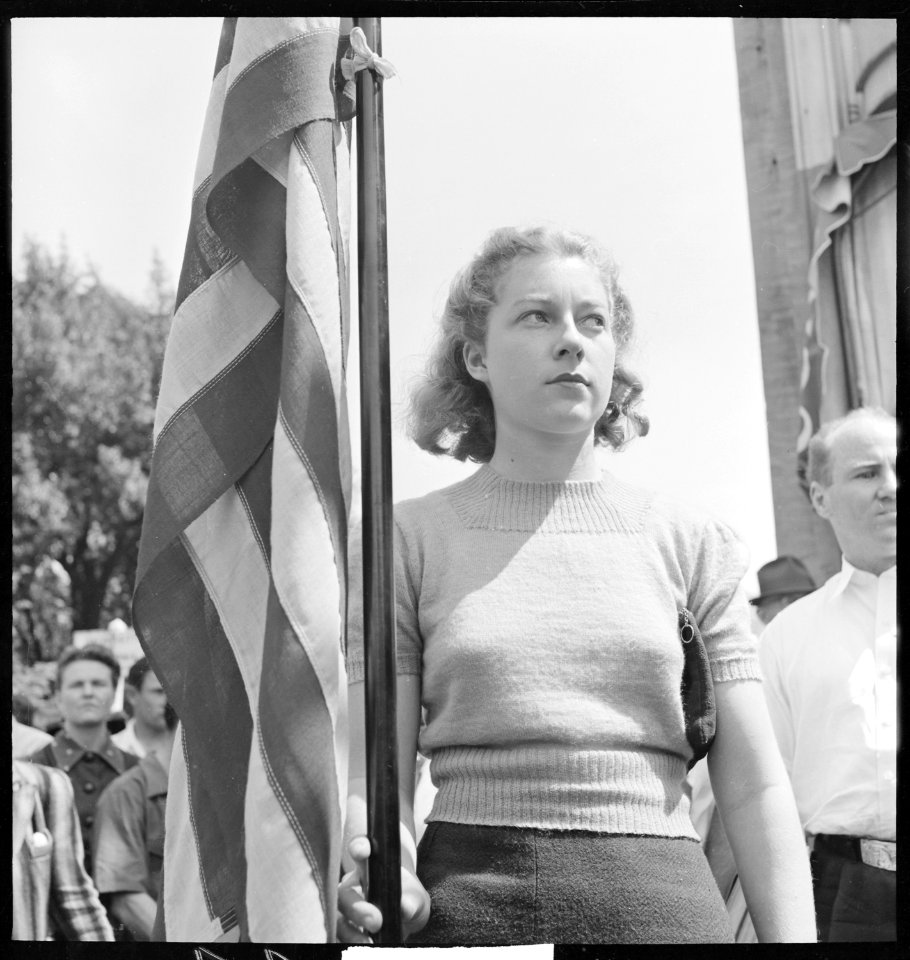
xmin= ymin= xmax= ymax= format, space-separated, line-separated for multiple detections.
xmin=759 ymin=408 xmax=896 ymax=941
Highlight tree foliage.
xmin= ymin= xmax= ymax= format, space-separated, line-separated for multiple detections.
xmin=13 ymin=241 xmax=173 ymax=662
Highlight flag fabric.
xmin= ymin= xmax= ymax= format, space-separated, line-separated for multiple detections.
xmin=796 ymin=313 xmax=826 ymax=494
xmin=133 ymin=17 xmax=355 ymax=941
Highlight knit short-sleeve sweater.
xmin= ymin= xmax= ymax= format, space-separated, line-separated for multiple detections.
xmin=347 ymin=464 xmax=760 ymax=840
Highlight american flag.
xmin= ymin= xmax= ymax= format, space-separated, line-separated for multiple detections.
xmin=133 ymin=17 xmax=355 ymax=941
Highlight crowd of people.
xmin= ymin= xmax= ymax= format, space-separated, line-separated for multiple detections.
xmin=13 ymin=648 xmax=175 ymax=941
xmin=13 ymin=224 xmax=896 ymax=944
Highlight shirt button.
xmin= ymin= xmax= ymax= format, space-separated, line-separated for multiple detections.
xmin=82 ymin=782 xmax=96 ymax=794
xmin=85 ymin=815 xmax=94 ymax=827
xmin=84 ymin=752 xmax=95 ymax=762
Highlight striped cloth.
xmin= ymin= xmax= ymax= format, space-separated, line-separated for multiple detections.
xmin=13 ymin=760 xmax=115 ymax=941
xmin=796 ymin=313 xmax=825 ymax=493
xmin=133 ymin=17 xmax=355 ymax=942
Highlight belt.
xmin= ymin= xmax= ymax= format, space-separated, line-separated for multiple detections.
xmin=807 ymin=833 xmax=896 ymax=872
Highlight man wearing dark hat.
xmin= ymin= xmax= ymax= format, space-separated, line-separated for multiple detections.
xmin=749 ymin=556 xmax=816 ymax=626
xmin=759 ymin=408 xmax=896 ymax=942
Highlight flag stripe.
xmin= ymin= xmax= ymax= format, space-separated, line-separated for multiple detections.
xmin=335 ymin=120 xmax=352 ymax=309
xmin=134 ymin=537 xmax=250 ymax=926
xmin=294 ymin=123 xmax=342 ymax=261
xmin=186 ymin=455 xmax=275 ymax=707
xmin=226 ymin=18 xmax=339 ymax=90
xmin=270 ymin=420 xmax=345 ymax=711
xmin=244 ymin=724 xmax=326 ymax=941
xmin=176 ymin=178 xmax=237 ymax=310
xmin=137 ymin=312 xmax=283 ymax=579
xmin=164 ymin=731 xmax=234 ymax=941
xmin=215 ymin=24 xmax=343 ymax=187
xmin=288 ymin=123 xmax=346 ymax=400
xmin=155 ymin=259 xmax=280 ymax=439
xmin=193 ymin=69 xmax=229 ymax=194
xmin=288 ymin=120 xmax=353 ymax=513
xmin=208 ymin=162 xmax=289 ymax=305
xmin=252 ymin=131 xmax=293 ymax=190
xmin=260 ymin=583 xmax=339 ymax=919
xmin=278 ymin=304 xmax=347 ymax=576
xmin=281 ymin=130 xmax=348 ymax=552
xmin=213 ymin=19 xmax=237 ymax=79
xmin=234 ymin=443 xmax=273 ymax=571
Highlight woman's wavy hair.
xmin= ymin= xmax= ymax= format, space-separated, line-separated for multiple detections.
xmin=408 ymin=225 xmax=649 ymax=462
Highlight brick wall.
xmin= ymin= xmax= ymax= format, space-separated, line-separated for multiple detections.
xmin=733 ymin=19 xmax=842 ymax=586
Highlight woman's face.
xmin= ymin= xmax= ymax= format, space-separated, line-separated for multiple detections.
xmin=464 ymin=254 xmax=616 ymax=447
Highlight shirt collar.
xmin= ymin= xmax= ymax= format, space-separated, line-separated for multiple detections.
xmin=829 ymin=555 xmax=896 ymax=599
xmin=52 ymin=729 xmax=132 ymax=774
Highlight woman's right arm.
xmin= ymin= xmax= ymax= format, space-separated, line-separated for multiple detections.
xmin=337 ymin=674 xmax=430 ymax=943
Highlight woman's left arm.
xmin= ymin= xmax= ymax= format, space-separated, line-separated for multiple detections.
xmin=707 ymin=679 xmax=816 ymax=943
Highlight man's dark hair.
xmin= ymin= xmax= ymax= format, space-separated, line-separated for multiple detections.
xmin=56 ymin=644 xmax=120 ymax=688
xmin=125 ymin=656 xmax=153 ymax=691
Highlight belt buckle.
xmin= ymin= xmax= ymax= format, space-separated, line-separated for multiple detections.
xmin=859 ymin=838 xmax=896 ymax=871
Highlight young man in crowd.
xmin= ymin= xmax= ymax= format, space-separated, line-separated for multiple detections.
xmin=92 ymin=664 xmax=176 ymax=941
xmin=112 ymin=657 xmax=172 ymax=760
xmin=28 ymin=645 xmax=139 ymax=876
xmin=759 ymin=408 xmax=897 ymax=941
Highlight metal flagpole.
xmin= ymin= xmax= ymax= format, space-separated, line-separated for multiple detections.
xmin=353 ymin=16 xmax=403 ymax=944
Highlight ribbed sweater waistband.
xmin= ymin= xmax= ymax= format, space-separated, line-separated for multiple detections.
xmin=425 ymin=745 xmax=699 ymax=839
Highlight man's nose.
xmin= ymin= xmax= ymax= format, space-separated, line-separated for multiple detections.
xmin=879 ymin=463 xmax=897 ymax=498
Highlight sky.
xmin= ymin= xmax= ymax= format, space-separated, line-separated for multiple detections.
xmin=11 ymin=16 xmax=777 ymax=596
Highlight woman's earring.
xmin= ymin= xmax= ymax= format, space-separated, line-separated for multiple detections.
xmin=605 ymin=400 xmax=620 ymax=422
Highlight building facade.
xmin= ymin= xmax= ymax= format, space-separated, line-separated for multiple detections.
xmin=734 ymin=18 xmax=896 ymax=584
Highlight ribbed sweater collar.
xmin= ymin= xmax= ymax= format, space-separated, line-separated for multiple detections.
xmin=444 ymin=464 xmax=651 ymax=533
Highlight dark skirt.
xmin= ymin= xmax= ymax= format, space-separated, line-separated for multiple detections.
xmin=408 ymin=822 xmax=734 ymax=945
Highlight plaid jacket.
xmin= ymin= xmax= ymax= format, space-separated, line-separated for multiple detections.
xmin=13 ymin=760 xmax=114 ymax=941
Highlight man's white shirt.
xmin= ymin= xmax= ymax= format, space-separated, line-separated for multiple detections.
xmin=111 ymin=717 xmax=147 ymax=758
xmin=759 ymin=559 xmax=895 ymax=840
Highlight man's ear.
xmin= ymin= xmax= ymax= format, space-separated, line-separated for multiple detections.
xmin=809 ymin=480 xmax=830 ymax=519
xmin=463 ymin=340 xmax=488 ymax=383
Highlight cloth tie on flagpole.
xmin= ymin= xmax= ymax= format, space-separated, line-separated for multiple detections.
xmin=341 ymin=26 xmax=397 ymax=100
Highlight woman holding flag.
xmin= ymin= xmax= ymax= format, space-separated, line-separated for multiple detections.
xmin=339 ymin=225 xmax=816 ymax=944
